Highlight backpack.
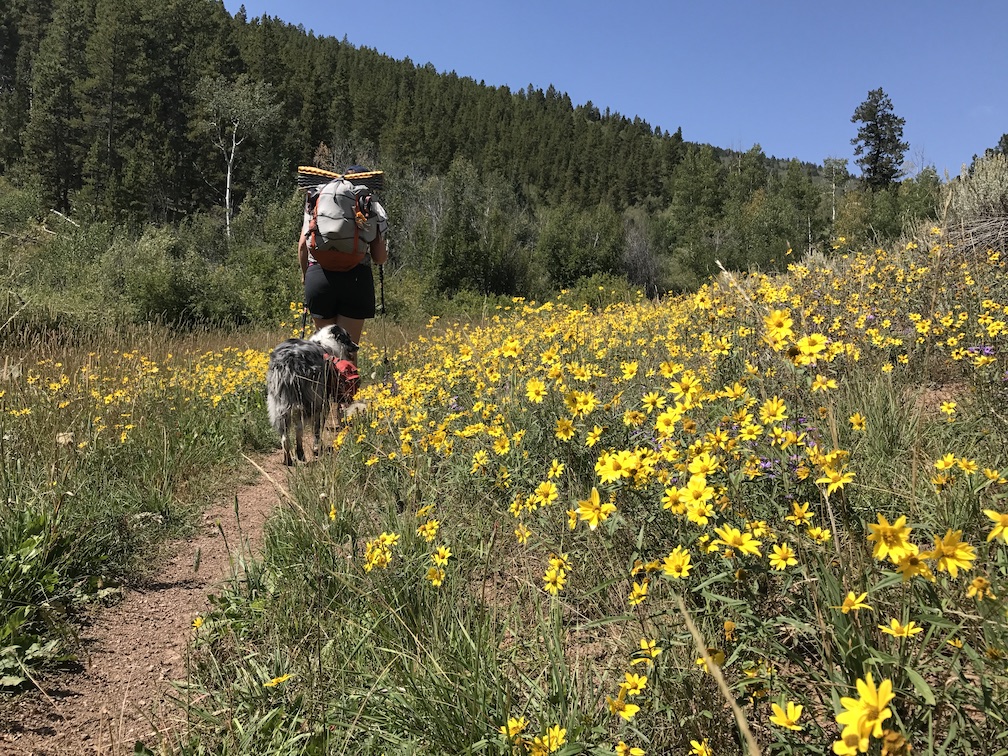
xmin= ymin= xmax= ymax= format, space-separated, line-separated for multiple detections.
xmin=327 ymin=357 xmax=360 ymax=403
xmin=305 ymin=179 xmax=378 ymax=272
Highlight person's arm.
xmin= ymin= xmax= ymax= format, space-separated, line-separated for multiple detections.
xmin=370 ymin=200 xmax=389 ymax=265
xmin=370 ymin=233 xmax=388 ymax=265
xmin=298 ymin=209 xmax=311 ymax=282
xmin=298 ymin=232 xmax=310 ymax=282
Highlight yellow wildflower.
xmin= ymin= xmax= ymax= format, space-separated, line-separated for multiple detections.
xmin=866 ymin=514 xmax=916 ymax=564
xmin=984 ymin=509 xmax=1008 ymax=542
xmin=499 ymin=716 xmax=528 ymax=739
xmin=834 ymin=672 xmax=894 ymax=745
xmin=621 ymin=672 xmax=647 ymax=697
xmin=661 ymin=546 xmax=692 ymax=579
xmin=615 ymin=742 xmax=645 ymax=756
xmin=542 ymin=566 xmax=566 ymax=595
xmin=525 ymin=377 xmax=546 ymax=403
xmin=879 ymin=618 xmax=924 ymax=638
xmin=769 ymin=542 xmax=798 ymax=570
xmin=930 ymin=529 xmax=975 ymax=578
xmin=713 ymin=524 xmax=762 ymax=557
xmin=967 ymin=576 xmax=995 ymax=600
xmin=836 ymin=592 xmax=871 ymax=614
xmin=770 ymin=700 xmax=804 ymax=731
xmin=264 ymin=673 xmax=293 ymax=688
xmin=630 ymin=637 xmax=662 ymax=666
xmin=578 ymin=487 xmax=616 ymax=530
xmin=817 ymin=465 xmax=855 ymax=494
xmin=627 ymin=580 xmax=649 ymax=606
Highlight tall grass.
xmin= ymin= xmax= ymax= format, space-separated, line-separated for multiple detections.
xmin=175 ymin=235 xmax=1008 ymax=755
xmin=0 ymin=320 xmax=278 ymax=688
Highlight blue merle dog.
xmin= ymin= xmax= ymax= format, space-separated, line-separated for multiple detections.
xmin=266 ymin=324 xmax=359 ymax=465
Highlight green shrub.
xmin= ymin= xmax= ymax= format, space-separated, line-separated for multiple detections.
xmin=0 ymin=177 xmax=43 ymax=230
xmin=947 ymin=152 xmax=1008 ymax=223
xmin=562 ymin=271 xmax=638 ymax=309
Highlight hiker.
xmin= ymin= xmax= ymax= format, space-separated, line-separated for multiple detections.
xmin=299 ymin=165 xmax=388 ymax=345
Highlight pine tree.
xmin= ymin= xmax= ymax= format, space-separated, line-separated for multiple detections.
xmin=0 ymin=4 xmax=21 ymax=170
xmin=141 ymin=0 xmax=234 ymax=221
xmin=78 ymin=0 xmax=148 ymax=219
xmin=23 ymin=0 xmax=88 ymax=211
xmin=851 ymin=88 xmax=908 ymax=191
xmin=776 ymin=159 xmax=824 ymax=257
xmin=726 ymin=144 xmax=768 ymax=206
xmin=667 ymin=144 xmax=727 ymax=273
xmin=0 ymin=0 xmax=56 ymax=171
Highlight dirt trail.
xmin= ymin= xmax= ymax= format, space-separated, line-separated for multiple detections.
xmin=0 ymin=452 xmax=288 ymax=756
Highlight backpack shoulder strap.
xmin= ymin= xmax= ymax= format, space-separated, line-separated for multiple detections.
xmin=306 ymin=185 xmax=327 ymax=251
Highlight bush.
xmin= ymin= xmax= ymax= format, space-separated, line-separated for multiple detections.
xmin=0 ymin=177 xmax=43 ymax=230
xmin=226 ymin=240 xmax=300 ymax=323
xmin=947 ymin=152 xmax=1008 ymax=223
xmin=374 ymin=265 xmax=434 ymax=323
xmin=536 ymin=203 xmax=623 ymax=288
xmin=562 ymin=271 xmax=638 ymax=309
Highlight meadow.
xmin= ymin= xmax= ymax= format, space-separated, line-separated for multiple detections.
xmin=4 ymin=230 xmax=1008 ymax=755
xmin=186 ymin=232 xmax=1006 ymax=754
xmin=0 ymin=322 xmax=277 ymax=688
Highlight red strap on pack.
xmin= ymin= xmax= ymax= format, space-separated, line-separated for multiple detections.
xmin=329 ymin=358 xmax=360 ymax=402
xmin=307 ymin=193 xmax=319 ymax=251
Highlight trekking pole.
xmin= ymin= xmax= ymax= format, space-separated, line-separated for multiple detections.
xmin=379 ymin=264 xmax=389 ymax=365
xmin=299 ymin=305 xmax=309 ymax=339
xmin=377 ymin=264 xmax=398 ymax=394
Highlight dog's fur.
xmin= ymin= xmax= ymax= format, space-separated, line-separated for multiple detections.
xmin=266 ymin=324 xmax=359 ymax=465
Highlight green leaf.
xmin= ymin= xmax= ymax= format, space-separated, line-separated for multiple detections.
xmin=698 ymin=590 xmax=748 ymax=609
xmin=867 ymin=651 xmax=900 ymax=666
xmin=873 ymin=572 xmax=906 ymax=590
xmin=914 ymin=612 xmax=957 ymax=630
xmin=904 ymin=666 xmax=936 ymax=706
xmin=692 ymin=570 xmax=732 ymax=591
xmin=777 ymin=615 xmax=818 ymax=635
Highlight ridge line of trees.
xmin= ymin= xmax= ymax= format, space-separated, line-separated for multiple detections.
xmin=2 ymin=0 xmax=1002 ymax=324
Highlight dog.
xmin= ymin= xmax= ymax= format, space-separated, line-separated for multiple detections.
xmin=266 ymin=324 xmax=360 ymax=465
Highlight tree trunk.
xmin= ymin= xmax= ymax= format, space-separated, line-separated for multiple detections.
xmin=225 ymin=122 xmax=237 ymax=240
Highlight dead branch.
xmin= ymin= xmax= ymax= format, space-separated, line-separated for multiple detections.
xmin=49 ymin=209 xmax=80 ymax=227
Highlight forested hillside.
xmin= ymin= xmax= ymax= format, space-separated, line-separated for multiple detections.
xmin=0 ymin=0 xmax=977 ymax=325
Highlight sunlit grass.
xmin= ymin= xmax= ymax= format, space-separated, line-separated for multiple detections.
xmin=6 ymin=231 xmax=1008 ymax=753
xmin=0 ymin=324 xmax=284 ymax=688
xmin=177 ymin=232 xmax=1008 ymax=754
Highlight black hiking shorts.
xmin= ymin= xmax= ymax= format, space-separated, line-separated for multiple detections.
xmin=304 ymin=262 xmax=376 ymax=320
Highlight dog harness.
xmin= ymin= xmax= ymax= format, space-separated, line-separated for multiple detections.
xmin=324 ymin=354 xmax=360 ymax=403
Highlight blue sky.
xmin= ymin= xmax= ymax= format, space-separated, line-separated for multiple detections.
xmin=223 ymin=0 xmax=1006 ymax=179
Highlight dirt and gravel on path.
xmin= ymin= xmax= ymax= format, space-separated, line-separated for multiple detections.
xmin=0 ymin=452 xmax=289 ymax=756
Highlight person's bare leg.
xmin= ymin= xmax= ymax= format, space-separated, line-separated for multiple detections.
xmin=334 ymin=316 xmax=365 ymax=346
xmin=311 ymin=316 xmax=363 ymax=346
xmin=311 ymin=315 xmax=339 ymax=331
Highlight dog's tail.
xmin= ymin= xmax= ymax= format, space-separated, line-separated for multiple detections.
xmin=265 ymin=375 xmax=290 ymax=433
xmin=266 ymin=367 xmax=305 ymax=432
